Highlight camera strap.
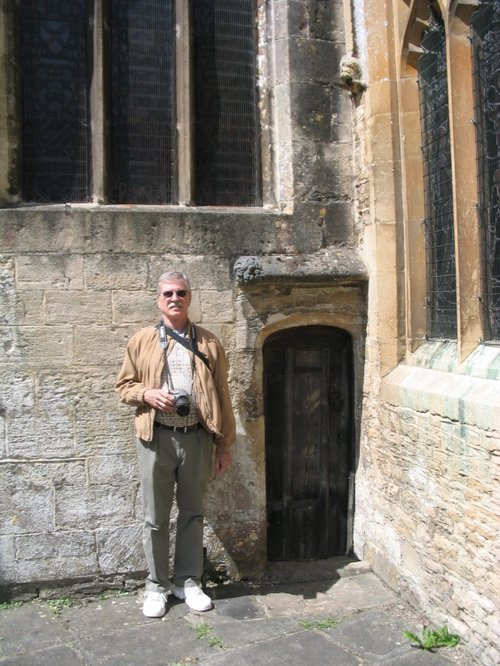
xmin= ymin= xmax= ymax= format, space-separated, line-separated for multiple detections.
xmin=157 ymin=322 xmax=210 ymax=371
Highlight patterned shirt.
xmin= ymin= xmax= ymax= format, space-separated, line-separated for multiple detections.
xmin=154 ymin=337 xmax=200 ymax=427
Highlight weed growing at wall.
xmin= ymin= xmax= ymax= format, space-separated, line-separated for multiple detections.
xmin=0 ymin=601 xmax=23 ymax=611
xmin=46 ymin=598 xmax=75 ymax=615
xmin=404 ymin=625 xmax=461 ymax=651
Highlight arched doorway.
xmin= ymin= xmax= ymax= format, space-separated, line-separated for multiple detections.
xmin=264 ymin=325 xmax=354 ymax=561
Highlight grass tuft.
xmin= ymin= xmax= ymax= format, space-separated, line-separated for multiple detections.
xmin=45 ymin=598 xmax=75 ymax=615
xmin=0 ymin=601 xmax=23 ymax=611
xmin=192 ymin=622 xmax=225 ymax=649
xmin=300 ymin=617 xmax=339 ymax=631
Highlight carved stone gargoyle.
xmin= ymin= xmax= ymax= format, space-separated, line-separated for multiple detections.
xmin=339 ymin=54 xmax=367 ymax=94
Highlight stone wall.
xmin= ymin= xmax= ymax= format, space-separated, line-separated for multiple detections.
xmin=0 ymin=207 xmax=367 ymax=595
xmin=352 ymin=1 xmax=500 ymax=664
xmin=3 ymin=3 xmax=497 ymax=665
xmin=0 ymin=0 xmax=361 ymax=596
xmin=354 ymin=348 xmax=499 ymax=665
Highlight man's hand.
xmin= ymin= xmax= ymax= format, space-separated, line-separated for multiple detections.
xmin=143 ymin=389 xmax=176 ymax=412
xmin=214 ymin=448 xmax=231 ymax=476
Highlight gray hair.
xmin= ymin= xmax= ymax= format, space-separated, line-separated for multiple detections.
xmin=156 ymin=271 xmax=191 ymax=296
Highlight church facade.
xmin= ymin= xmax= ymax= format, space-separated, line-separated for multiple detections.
xmin=0 ymin=2 xmax=498 ymax=663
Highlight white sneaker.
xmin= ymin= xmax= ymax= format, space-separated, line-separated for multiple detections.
xmin=171 ymin=583 xmax=212 ymax=612
xmin=143 ymin=591 xmax=168 ymax=618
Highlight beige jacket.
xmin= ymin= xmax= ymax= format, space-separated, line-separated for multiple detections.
xmin=115 ymin=322 xmax=236 ymax=452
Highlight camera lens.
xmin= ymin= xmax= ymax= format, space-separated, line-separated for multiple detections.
xmin=174 ymin=393 xmax=190 ymax=417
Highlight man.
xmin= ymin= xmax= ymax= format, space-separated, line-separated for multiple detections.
xmin=115 ymin=271 xmax=235 ymax=617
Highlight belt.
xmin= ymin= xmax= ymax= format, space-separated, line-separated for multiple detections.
xmin=155 ymin=422 xmax=202 ymax=433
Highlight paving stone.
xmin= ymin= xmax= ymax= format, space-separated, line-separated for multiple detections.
xmin=0 ymin=644 xmax=86 ymax=665
xmin=201 ymin=630 xmax=361 ymax=666
xmin=0 ymin=604 xmax=71 ymax=657
xmin=327 ymin=608 xmax=412 ymax=657
xmin=383 ymin=650 xmax=466 ymax=665
xmin=76 ymin=618 xmax=211 ymax=665
xmin=0 ymin=576 xmax=475 ymax=666
xmin=193 ymin=616 xmax=301 ymax=649
xmin=210 ymin=594 xmax=266 ymax=621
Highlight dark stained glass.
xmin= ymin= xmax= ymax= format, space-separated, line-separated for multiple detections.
xmin=192 ymin=0 xmax=261 ymax=205
xmin=472 ymin=0 xmax=500 ymax=340
xmin=418 ymin=11 xmax=457 ymax=338
xmin=108 ymin=0 xmax=176 ymax=204
xmin=21 ymin=0 xmax=90 ymax=202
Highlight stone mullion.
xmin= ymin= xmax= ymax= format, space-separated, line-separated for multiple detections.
xmin=0 ymin=1 xmax=19 ymax=205
xmin=90 ymin=0 xmax=106 ymax=203
xmin=447 ymin=8 xmax=483 ymax=360
xmin=176 ymin=0 xmax=193 ymax=205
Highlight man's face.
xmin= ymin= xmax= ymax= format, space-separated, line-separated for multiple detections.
xmin=157 ymin=278 xmax=192 ymax=323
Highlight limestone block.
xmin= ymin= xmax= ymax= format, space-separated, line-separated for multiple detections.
xmin=16 ymin=254 xmax=84 ymax=290
xmin=37 ymin=370 xmax=118 ymax=412
xmin=16 ymin=531 xmax=96 ymax=559
xmin=293 ymin=143 xmax=352 ymax=201
xmin=2 ymin=208 xmax=294 ymax=259
xmin=291 ymin=82 xmax=334 ymax=142
xmin=274 ymin=38 xmax=291 ymax=85
xmin=45 ymin=290 xmax=111 ymax=325
xmin=289 ymin=37 xmax=344 ymax=84
xmin=0 ymin=535 xmax=16 ymax=583
xmin=200 ymin=290 xmax=234 ymax=323
xmin=73 ymin=324 xmax=135 ymax=366
xmin=0 ymin=210 xmax=83 ymax=253
xmin=80 ymin=211 xmax=158 ymax=253
xmin=9 ymin=535 xmax=99 ymax=584
xmin=74 ymin=409 xmax=135 ymax=455
xmin=366 ymin=78 xmax=396 ymax=117
xmin=0 ymin=488 xmax=53 ymax=534
xmin=309 ymin=0 xmax=345 ymax=43
xmin=382 ymin=364 xmax=500 ymax=431
xmin=1 ymin=460 xmax=86 ymax=490
xmin=84 ymin=254 xmax=149 ymax=290
xmin=206 ymin=467 xmax=261 ymax=516
xmin=7 ymin=409 xmax=75 ymax=458
xmin=112 ymin=290 xmax=158 ymax=325
xmin=55 ymin=486 xmax=134 ymax=529
xmin=311 ymin=201 xmax=353 ymax=245
xmin=133 ymin=480 xmax=143 ymax=520
xmin=149 ymin=255 xmax=232 ymax=291
xmin=97 ymin=524 xmax=144 ymax=575
xmin=460 ymin=382 xmax=500 ymax=433
xmin=133 ymin=211 xmax=283 ymax=256
xmin=0 ymin=256 xmax=15 ymax=325
xmin=371 ymin=162 xmax=398 ymax=224
xmin=187 ymin=290 xmax=201 ymax=322
xmin=12 ymin=290 xmax=44 ymax=326
xmin=0 ymin=371 xmax=35 ymax=413
xmin=0 ymin=325 xmax=73 ymax=367
xmin=274 ymin=0 xmax=307 ymax=40
xmin=87 ymin=454 xmax=138 ymax=486
xmin=0 ymin=416 xmax=5 ymax=458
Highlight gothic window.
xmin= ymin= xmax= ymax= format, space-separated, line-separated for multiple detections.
xmin=418 ymin=8 xmax=457 ymax=339
xmin=472 ymin=0 xmax=500 ymax=341
xmin=21 ymin=0 xmax=90 ymax=203
xmin=108 ymin=1 xmax=176 ymax=205
xmin=20 ymin=0 xmax=261 ymax=206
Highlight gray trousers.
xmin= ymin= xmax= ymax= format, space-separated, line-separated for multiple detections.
xmin=137 ymin=424 xmax=213 ymax=594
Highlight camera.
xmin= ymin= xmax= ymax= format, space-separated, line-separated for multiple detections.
xmin=172 ymin=390 xmax=191 ymax=417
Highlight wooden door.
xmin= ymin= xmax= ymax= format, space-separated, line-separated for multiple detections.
xmin=264 ymin=326 xmax=353 ymax=561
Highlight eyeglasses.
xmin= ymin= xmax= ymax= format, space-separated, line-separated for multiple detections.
xmin=161 ymin=289 xmax=187 ymax=298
